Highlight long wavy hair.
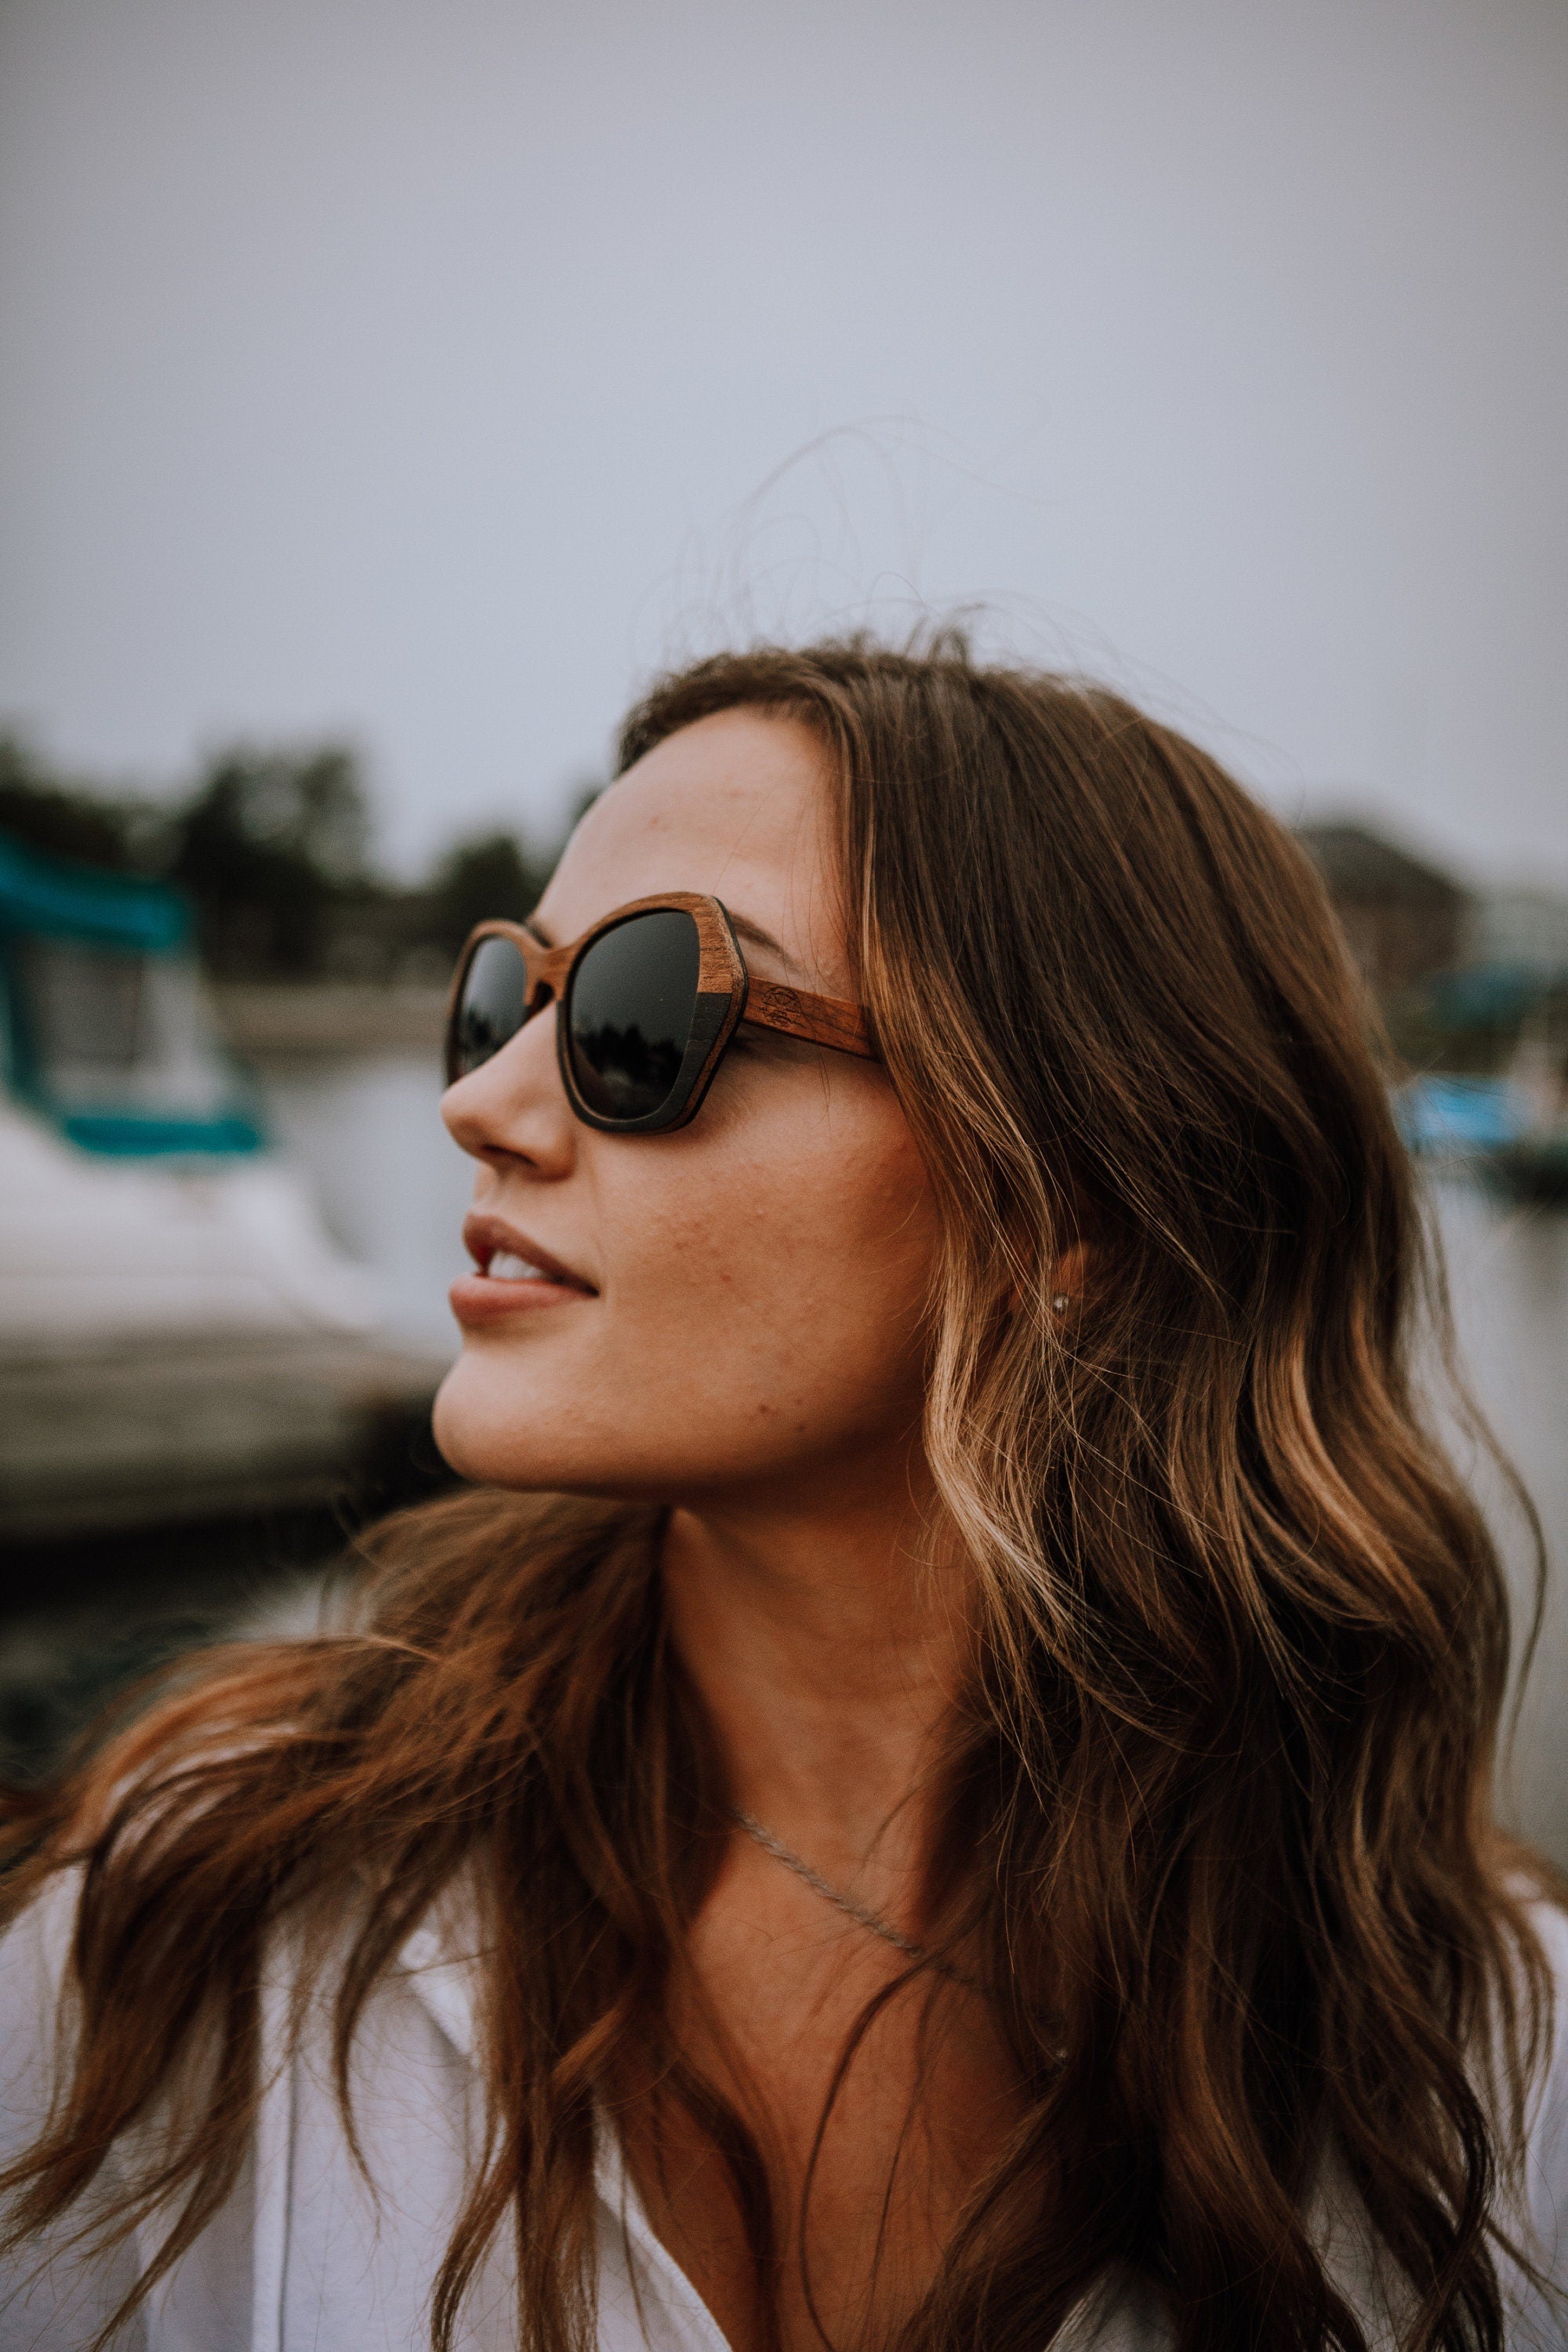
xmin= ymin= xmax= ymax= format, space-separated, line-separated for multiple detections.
xmin=1 ymin=640 xmax=1557 ymax=2351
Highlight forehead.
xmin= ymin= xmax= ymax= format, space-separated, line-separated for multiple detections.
xmin=537 ymin=708 xmax=846 ymax=984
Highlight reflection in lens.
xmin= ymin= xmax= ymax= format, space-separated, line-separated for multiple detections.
xmin=449 ymin=934 xmax=529 ymax=1079
xmin=568 ymin=909 xmax=701 ymax=1123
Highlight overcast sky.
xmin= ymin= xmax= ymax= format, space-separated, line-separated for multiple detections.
xmin=1 ymin=0 xmax=1564 ymax=885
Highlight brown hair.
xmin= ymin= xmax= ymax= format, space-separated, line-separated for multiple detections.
xmin=1 ymin=638 xmax=1558 ymax=2350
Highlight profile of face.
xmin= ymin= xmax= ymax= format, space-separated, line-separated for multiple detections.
xmin=434 ymin=710 xmax=942 ymax=1508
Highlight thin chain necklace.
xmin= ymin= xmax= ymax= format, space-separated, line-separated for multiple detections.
xmin=729 ymin=1806 xmax=937 ymax=1969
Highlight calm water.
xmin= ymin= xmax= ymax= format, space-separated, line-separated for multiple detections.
xmin=263 ymin=1053 xmax=1568 ymax=1864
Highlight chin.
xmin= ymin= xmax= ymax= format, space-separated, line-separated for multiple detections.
xmin=430 ymin=1356 xmax=561 ymax=1488
xmin=430 ymin=1352 xmax=649 ymax=1495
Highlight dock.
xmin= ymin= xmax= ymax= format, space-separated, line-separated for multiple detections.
xmin=0 ymin=1332 xmax=451 ymax=1545
xmin=212 ymin=982 xmax=448 ymax=1061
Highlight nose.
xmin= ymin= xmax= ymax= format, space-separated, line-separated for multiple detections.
xmin=441 ymin=1001 xmax=576 ymax=1176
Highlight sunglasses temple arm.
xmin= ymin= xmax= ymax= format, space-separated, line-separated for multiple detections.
xmin=743 ymin=978 xmax=877 ymax=1060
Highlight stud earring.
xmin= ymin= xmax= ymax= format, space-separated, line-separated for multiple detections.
xmin=1051 ymin=1293 xmax=1073 ymax=1313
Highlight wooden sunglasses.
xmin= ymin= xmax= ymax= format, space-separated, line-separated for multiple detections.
xmin=445 ymin=891 xmax=877 ymax=1134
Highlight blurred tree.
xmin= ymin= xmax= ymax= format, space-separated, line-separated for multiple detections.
xmin=0 ymin=737 xmax=141 ymax=869
xmin=425 ymin=831 xmax=548 ymax=956
xmin=1 ymin=733 xmax=594 ymax=985
xmin=169 ymin=746 xmax=372 ymax=978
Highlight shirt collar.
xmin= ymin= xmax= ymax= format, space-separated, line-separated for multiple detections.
xmin=394 ymin=1890 xmax=731 ymax=2348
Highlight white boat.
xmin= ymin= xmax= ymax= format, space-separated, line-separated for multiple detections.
xmin=0 ymin=1071 xmax=383 ymax=1349
xmin=0 ymin=830 xmax=442 ymax=1541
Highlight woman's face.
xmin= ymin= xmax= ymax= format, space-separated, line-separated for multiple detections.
xmin=434 ymin=709 xmax=941 ymax=1504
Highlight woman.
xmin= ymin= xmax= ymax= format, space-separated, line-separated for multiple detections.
xmin=1 ymin=638 xmax=1563 ymax=2352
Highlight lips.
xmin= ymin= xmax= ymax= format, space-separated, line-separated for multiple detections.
xmin=451 ymin=1213 xmax=596 ymax=1326
xmin=462 ymin=1214 xmax=594 ymax=1290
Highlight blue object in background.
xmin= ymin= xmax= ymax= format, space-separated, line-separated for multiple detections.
xmin=1396 ymin=1075 xmax=1530 ymax=1155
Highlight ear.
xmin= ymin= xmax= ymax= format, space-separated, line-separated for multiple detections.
xmin=1048 ymin=1239 xmax=1093 ymax=1313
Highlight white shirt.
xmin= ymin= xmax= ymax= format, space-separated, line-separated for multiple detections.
xmin=2 ymin=1869 xmax=1566 ymax=2350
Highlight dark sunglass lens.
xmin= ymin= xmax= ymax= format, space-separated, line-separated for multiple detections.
xmin=567 ymin=909 xmax=702 ymax=1123
xmin=448 ymin=934 xmax=530 ymax=1079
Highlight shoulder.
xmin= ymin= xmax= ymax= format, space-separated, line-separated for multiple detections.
xmin=0 ymin=1862 xmax=487 ymax=2351
xmin=0 ymin=1859 xmax=81 ymax=1981
xmin=1521 ymin=1897 xmax=1568 ymax=2221
xmin=0 ymin=1868 xmax=158 ymax=2348
xmin=1485 ymin=1892 xmax=1568 ymax=2346
xmin=0 ymin=1865 xmax=83 ymax=2141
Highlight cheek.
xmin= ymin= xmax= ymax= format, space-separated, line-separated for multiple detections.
xmin=628 ymin=1114 xmax=938 ymax=1425
xmin=434 ymin=1091 xmax=940 ymax=1491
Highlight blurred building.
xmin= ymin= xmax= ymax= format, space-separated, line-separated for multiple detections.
xmin=1468 ymin=886 xmax=1568 ymax=980
xmin=1295 ymin=822 xmax=1470 ymax=995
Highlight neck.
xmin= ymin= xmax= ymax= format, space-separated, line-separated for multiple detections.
xmin=660 ymin=1451 xmax=972 ymax=1882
